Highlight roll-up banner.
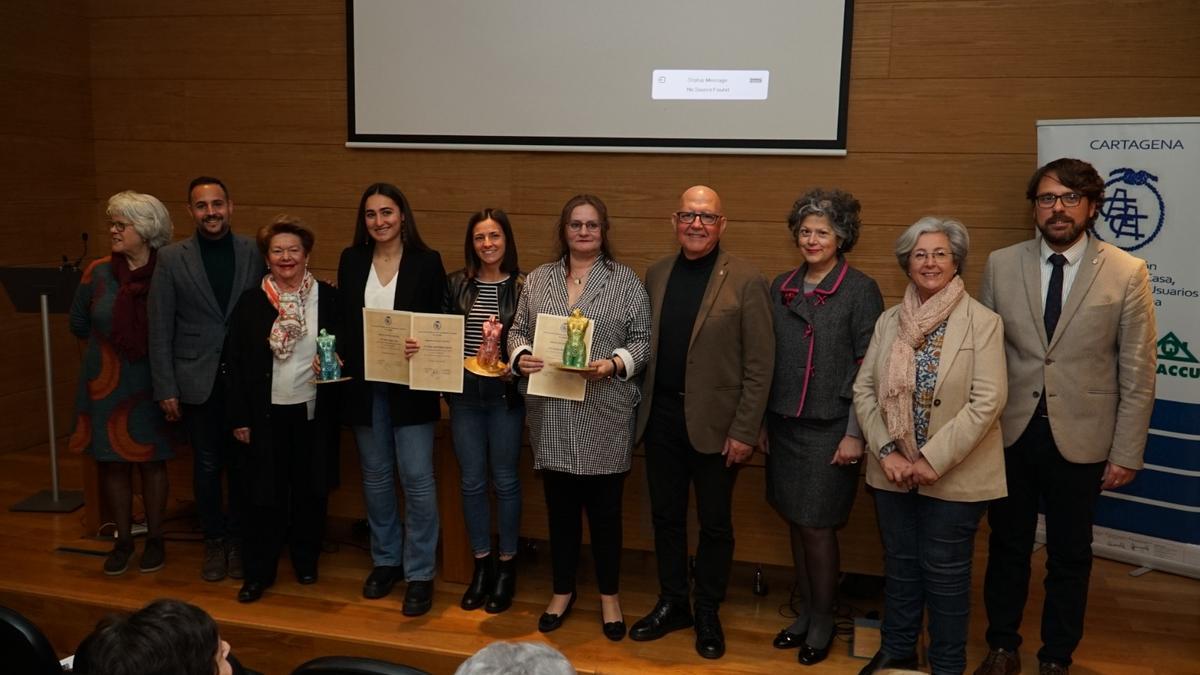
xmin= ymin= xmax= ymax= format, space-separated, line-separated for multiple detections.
xmin=1037 ymin=118 xmax=1200 ymax=578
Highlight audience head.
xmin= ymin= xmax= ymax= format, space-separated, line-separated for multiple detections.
xmin=672 ymin=185 xmax=726 ymax=260
xmin=187 ymin=176 xmax=233 ymax=240
xmin=1026 ymin=157 xmax=1103 ymax=249
xmin=74 ymin=599 xmax=232 ymax=675
xmin=455 ymin=641 xmax=576 ymax=675
xmin=555 ymin=194 xmax=613 ymax=262
xmin=787 ymin=187 xmax=862 ymax=254
xmin=106 ymin=190 xmax=174 ymax=252
xmin=465 ymin=208 xmax=520 ymax=277
xmin=353 ymin=182 xmax=427 ymax=251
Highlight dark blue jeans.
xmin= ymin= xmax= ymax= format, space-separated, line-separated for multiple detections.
xmin=873 ymin=488 xmax=987 ymax=675
xmin=183 ymin=385 xmax=245 ymax=541
xmin=447 ymin=373 xmax=524 ymax=557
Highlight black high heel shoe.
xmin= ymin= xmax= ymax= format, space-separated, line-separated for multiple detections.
xmin=798 ymin=634 xmax=835 ymax=666
xmin=773 ymin=628 xmax=807 ymax=649
xmin=537 ymin=592 xmax=576 ymax=633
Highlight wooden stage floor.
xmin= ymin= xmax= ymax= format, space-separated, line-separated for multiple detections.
xmin=1 ymin=446 xmax=1197 ymax=674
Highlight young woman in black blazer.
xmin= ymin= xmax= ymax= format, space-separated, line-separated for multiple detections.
xmin=337 ymin=183 xmax=446 ymax=616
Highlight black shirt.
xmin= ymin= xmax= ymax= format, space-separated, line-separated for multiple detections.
xmin=655 ymin=245 xmax=719 ymax=393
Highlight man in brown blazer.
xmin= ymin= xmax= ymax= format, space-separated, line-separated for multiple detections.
xmin=628 ymin=185 xmax=774 ymax=659
xmin=975 ymin=158 xmax=1157 ymax=675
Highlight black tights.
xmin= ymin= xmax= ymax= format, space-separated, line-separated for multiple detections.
xmin=100 ymin=461 xmax=168 ymax=545
xmin=788 ymin=522 xmax=840 ymax=647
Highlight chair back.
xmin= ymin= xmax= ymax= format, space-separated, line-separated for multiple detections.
xmin=292 ymin=655 xmax=431 ymax=675
xmin=0 ymin=605 xmax=63 ymax=674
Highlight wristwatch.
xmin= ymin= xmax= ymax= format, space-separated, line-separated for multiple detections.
xmin=879 ymin=441 xmax=897 ymax=460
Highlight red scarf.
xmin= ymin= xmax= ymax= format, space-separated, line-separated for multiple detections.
xmin=110 ymin=250 xmax=156 ymax=362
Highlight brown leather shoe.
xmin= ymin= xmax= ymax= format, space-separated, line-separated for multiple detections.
xmin=974 ymin=648 xmax=1020 ymax=675
xmin=1039 ymin=661 xmax=1069 ymax=675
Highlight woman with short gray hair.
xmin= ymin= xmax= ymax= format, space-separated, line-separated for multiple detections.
xmin=764 ymin=188 xmax=883 ymax=665
xmin=893 ymin=216 xmax=970 ymax=276
xmin=68 ymin=191 xmax=175 ymax=576
xmin=853 ymin=216 xmax=1007 ymax=675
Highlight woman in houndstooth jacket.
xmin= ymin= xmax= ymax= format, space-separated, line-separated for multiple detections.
xmin=508 ymin=194 xmax=652 ymax=641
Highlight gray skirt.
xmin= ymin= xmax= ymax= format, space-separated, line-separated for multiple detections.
xmin=766 ymin=414 xmax=860 ymax=528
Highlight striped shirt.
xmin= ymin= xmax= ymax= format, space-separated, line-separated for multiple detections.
xmin=463 ymin=279 xmax=503 ymax=357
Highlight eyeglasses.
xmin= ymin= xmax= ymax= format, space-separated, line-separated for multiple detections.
xmin=567 ymin=220 xmax=601 ymax=231
xmin=108 ymin=220 xmax=129 ymax=232
xmin=1034 ymin=192 xmax=1084 ymax=208
xmin=675 ymin=211 xmax=722 ymax=226
xmin=911 ymin=249 xmax=953 ymax=263
xmin=797 ymin=227 xmax=834 ymax=241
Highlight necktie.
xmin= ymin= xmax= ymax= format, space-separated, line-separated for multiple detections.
xmin=1044 ymin=253 xmax=1068 ymax=341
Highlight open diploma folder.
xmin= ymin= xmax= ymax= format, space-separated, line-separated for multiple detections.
xmin=527 ymin=312 xmax=593 ymax=402
xmin=362 ymin=309 xmax=464 ymax=393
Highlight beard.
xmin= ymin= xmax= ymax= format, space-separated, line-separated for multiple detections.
xmin=1038 ymin=213 xmax=1087 ymax=247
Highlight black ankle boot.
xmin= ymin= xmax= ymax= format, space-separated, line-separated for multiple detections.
xmin=485 ymin=557 xmax=516 ymax=613
xmin=461 ymin=554 xmax=495 ymax=610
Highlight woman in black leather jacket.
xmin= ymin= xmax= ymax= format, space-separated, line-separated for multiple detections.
xmin=442 ymin=208 xmax=526 ymax=613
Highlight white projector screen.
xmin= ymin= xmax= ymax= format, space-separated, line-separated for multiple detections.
xmin=347 ymin=0 xmax=853 ymax=155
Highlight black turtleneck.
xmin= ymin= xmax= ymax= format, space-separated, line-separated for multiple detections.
xmin=196 ymin=229 xmax=235 ymax=313
xmin=655 ymin=245 xmax=720 ymax=393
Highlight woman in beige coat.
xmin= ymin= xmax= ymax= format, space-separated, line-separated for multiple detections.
xmin=853 ymin=216 xmax=1008 ymax=675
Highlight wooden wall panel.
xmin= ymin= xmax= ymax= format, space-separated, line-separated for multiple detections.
xmin=0 ymin=0 xmax=93 ymax=456
xmin=90 ymin=14 xmax=344 ymax=81
xmin=889 ymin=1 xmax=1200 ymax=79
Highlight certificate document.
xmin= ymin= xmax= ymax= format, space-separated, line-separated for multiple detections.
xmin=527 ymin=312 xmax=593 ymax=402
xmin=409 ymin=312 xmax=464 ymax=393
xmin=362 ymin=308 xmax=411 ymax=385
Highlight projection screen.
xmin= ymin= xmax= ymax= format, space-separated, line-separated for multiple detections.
xmin=347 ymin=1 xmax=854 ymax=155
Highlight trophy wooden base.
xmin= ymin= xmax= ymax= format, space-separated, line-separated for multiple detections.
xmin=464 ymin=357 xmax=507 ymax=378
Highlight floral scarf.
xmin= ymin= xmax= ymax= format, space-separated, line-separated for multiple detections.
xmin=262 ymin=271 xmax=315 ymax=359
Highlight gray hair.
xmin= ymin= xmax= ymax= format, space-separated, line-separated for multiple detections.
xmin=894 ymin=216 xmax=969 ymax=275
xmin=455 ymin=641 xmax=576 ymax=675
xmin=106 ymin=191 xmax=174 ymax=250
xmin=787 ymin=187 xmax=863 ymax=253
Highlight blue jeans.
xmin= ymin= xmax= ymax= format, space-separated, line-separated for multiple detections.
xmin=353 ymin=384 xmax=438 ymax=581
xmin=873 ymin=489 xmax=987 ymax=675
xmin=447 ymin=374 xmax=524 ymax=557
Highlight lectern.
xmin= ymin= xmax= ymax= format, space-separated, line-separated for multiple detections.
xmin=0 ymin=266 xmax=84 ymax=512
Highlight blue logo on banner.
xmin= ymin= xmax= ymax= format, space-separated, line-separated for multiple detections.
xmin=1095 ymin=168 xmax=1164 ymax=252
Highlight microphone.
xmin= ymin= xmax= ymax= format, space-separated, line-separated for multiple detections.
xmin=71 ymin=232 xmax=88 ymax=271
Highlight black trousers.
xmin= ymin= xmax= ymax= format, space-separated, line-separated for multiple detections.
xmin=183 ymin=385 xmax=247 ymax=541
xmin=542 ymin=469 xmax=626 ymax=595
xmin=243 ymin=403 xmax=329 ymax=585
xmin=644 ymin=392 xmax=737 ymax=611
xmin=982 ymin=415 xmax=1105 ymax=666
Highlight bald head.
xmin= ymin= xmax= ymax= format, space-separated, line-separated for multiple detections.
xmin=679 ymin=185 xmax=723 ymax=213
xmin=673 ymin=185 xmax=727 ymax=259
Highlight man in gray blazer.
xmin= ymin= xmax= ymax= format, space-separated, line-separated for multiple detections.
xmin=629 ymin=185 xmax=774 ymax=660
xmin=149 ymin=176 xmax=262 ymax=582
xmin=975 ymin=159 xmax=1156 ymax=675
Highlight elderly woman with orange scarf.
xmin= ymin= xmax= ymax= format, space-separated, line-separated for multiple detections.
xmin=852 ymin=216 xmax=1008 ymax=675
xmin=223 ymin=216 xmax=342 ymax=604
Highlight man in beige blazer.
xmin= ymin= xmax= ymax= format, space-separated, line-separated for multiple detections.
xmin=628 ymin=185 xmax=773 ymax=660
xmin=975 ymin=158 xmax=1156 ymax=675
